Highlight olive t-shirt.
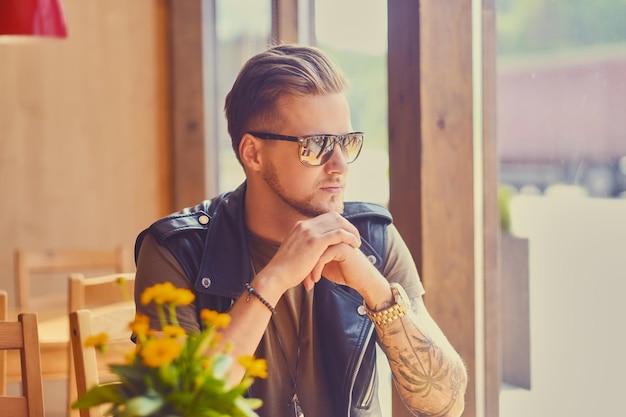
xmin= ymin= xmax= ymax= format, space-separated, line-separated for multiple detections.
xmin=135 ymin=223 xmax=424 ymax=417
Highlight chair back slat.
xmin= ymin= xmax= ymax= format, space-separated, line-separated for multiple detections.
xmin=0 ymin=322 xmax=25 ymax=348
xmin=20 ymin=314 xmax=44 ymax=415
xmin=70 ymin=305 xmax=136 ymax=417
xmin=69 ymin=273 xmax=135 ymax=313
xmin=14 ymin=246 xmax=132 ymax=311
xmin=68 ymin=272 xmax=136 ymax=417
xmin=0 ymin=397 xmax=28 ymax=415
xmin=0 ymin=312 xmax=45 ymax=417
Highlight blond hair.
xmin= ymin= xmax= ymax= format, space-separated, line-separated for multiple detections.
xmin=224 ymin=44 xmax=347 ymax=163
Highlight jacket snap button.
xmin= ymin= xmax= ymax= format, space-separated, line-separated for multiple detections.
xmin=357 ymin=305 xmax=367 ymax=316
xmin=367 ymin=255 xmax=377 ymax=265
xmin=198 ymin=215 xmax=209 ymax=225
xmin=201 ymin=277 xmax=211 ymax=288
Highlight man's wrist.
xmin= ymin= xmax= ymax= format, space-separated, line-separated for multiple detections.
xmin=249 ymin=272 xmax=284 ymax=308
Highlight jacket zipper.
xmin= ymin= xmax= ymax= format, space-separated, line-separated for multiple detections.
xmin=347 ymin=324 xmax=375 ymax=417
xmin=360 ymin=362 xmax=377 ymax=408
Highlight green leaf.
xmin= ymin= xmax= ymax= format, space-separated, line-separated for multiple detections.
xmin=119 ymin=394 xmax=164 ymax=417
xmin=235 ymin=397 xmax=263 ymax=416
xmin=111 ymin=363 xmax=153 ymax=384
xmin=211 ymin=353 xmax=233 ymax=379
xmin=72 ymin=382 xmax=123 ymax=409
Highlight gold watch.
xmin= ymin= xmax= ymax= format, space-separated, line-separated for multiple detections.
xmin=365 ymin=283 xmax=410 ymax=326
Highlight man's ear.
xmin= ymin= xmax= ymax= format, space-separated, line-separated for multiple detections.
xmin=239 ymin=133 xmax=262 ymax=171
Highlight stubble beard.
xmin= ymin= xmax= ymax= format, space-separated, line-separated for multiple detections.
xmin=262 ymin=160 xmax=344 ymax=218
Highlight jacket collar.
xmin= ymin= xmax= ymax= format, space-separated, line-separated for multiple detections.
xmin=194 ymin=182 xmax=252 ymax=299
xmin=193 ymin=181 xmax=391 ymax=299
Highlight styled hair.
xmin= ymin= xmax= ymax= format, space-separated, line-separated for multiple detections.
xmin=224 ymin=44 xmax=347 ymax=163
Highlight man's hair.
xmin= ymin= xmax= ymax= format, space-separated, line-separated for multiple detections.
xmin=224 ymin=44 xmax=347 ymax=163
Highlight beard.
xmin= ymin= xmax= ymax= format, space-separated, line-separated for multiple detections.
xmin=261 ymin=160 xmax=344 ymax=218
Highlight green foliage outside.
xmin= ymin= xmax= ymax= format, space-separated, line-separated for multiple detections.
xmin=320 ymin=45 xmax=388 ymax=151
xmin=497 ymin=0 xmax=626 ymax=55
xmin=498 ymin=184 xmax=517 ymax=232
xmin=316 ymin=1 xmax=626 ymax=153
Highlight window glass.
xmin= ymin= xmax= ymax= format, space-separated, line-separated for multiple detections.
xmin=215 ymin=0 xmax=271 ymax=192
xmin=315 ymin=0 xmax=389 ymax=206
xmin=498 ymin=2 xmax=626 ymax=416
xmin=315 ymin=3 xmax=391 ymax=416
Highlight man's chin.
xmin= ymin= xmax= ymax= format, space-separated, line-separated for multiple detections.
xmin=333 ymin=201 xmax=345 ymax=214
xmin=321 ymin=200 xmax=344 ymax=215
xmin=298 ymin=200 xmax=344 ymax=218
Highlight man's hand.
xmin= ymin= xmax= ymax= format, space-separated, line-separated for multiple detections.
xmin=311 ymin=242 xmax=374 ymax=288
xmin=312 ymin=242 xmax=395 ymax=310
xmin=259 ymin=211 xmax=361 ymax=293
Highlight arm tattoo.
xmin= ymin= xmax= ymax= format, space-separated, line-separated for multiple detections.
xmin=376 ymin=299 xmax=466 ymax=417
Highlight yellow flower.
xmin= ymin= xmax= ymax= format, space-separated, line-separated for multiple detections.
xmin=200 ymin=309 xmax=231 ymax=329
xmin=124 ymin=349 xmax=137 ymax=364
xmin=140 ymin=282 xmax=172 ymax=305
xmin=162 ymin=325 xmax=186 ymax=338
xmin=140 ymin=337 xmax=183 ymax=368
xmin=171 ymin=288 xmax=195 ymax=306
xmin=74 ymin=284 xmax=266 ymax=416
xmin=129 ymin=314 xmax=151 ymax=338
xmin=84 ymin=332 xmax=108 ymax=352
xmin=238 ymin=355 xmax=268 ymax=379
xmin=140 ymin=282 xmax=195 ymax=306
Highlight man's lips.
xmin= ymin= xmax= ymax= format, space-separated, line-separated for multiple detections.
xmin=320 ymin=184 xmax=345 ymax=193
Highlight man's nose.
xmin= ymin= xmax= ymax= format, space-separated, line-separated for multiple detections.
xmin=324 ymin=142 xmax=349 ymax=172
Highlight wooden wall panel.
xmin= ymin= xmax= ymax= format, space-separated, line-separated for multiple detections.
xmin=0 ymin=0 xmax=171 ymax=305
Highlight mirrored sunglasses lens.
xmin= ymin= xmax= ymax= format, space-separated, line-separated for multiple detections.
xmin=341 ymin=134 xmax=363 ymax=163
xmin=299 ymin=134 xmax=363 ymax=166
xmin=300 ymin=136 xmax=328 ymax=166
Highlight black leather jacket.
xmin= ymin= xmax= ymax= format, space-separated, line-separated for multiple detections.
xmin=135 ymin=182 xmax=393 ymax=416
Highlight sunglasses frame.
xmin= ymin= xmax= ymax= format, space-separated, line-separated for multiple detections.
xmin=248 ymin=131 xmax=364 ymax=167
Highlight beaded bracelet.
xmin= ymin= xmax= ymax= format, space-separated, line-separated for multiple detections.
xmin=244 ymin=283 xmax=276 ymax=315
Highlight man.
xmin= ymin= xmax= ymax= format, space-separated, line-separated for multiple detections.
xmin=134 ymin=44 xmax=467 ymax=417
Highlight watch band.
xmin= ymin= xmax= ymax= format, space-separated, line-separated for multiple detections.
xmin=365 ymin=283 xmax=409 ymax=326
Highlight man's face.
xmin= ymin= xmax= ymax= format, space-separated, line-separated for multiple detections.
xmin=260 ymin=92 xmax=354 ymax=218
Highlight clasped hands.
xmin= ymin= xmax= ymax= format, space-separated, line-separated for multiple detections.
xmin=260 ymin=211 xmax=391 ymax=308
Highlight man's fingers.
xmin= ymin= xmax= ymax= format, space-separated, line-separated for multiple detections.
xmin=322 ymin=228 xmax=361 ymax=248
xmin=303 ymin=276 xmax=315 ymax=291
xmin=310 ymin=263 xmax=324 ymax=284
xmin=293 ymin=212 xmax=361 ymax=248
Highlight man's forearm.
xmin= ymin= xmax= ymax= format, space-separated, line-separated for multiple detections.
xmin=375 ymin=298 xmax=467 ymax=417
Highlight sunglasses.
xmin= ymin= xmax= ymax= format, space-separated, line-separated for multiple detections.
xmin=248 ymin=131 xmax=364 ymax=167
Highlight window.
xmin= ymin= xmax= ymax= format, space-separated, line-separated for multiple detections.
xmin=212 ymin=0 xmax=272 ymax=193
xmin=497 ymin=2 xmax=626 ymax=416
xmin=315 ymin=0 xmax=389 ymax=205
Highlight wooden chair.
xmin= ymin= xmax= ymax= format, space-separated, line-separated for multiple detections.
xmin=69 ymin=305 xmax=136 ymax=417
xmin=68 ymin=272 xmax=135 ymax=314
xmin=67 ymin=273 xmax=135 ymax=417
xmin=14 ymin=246 xmax=133 ymax=315
xmin=8 ymin=246 xmax=133 ymax=417
xmin=0 ymin=290 xmax=7 ymax=395
xmin=0 ymin=311 xmax=45 ymax=417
